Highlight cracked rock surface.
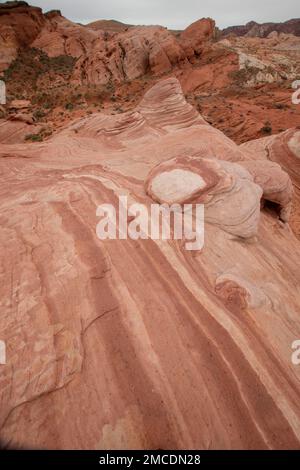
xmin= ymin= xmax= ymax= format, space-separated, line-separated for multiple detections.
xmin=0 ymin=78 xmax=300 ymax=449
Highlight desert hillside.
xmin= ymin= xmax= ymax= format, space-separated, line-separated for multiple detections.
xmin=0 ymin=1 xmax=300 ymax=450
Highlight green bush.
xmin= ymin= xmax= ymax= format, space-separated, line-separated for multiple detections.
xmin=33 ymin=109 xmax=46 ymax=121
xmin=25 ymin=133 xmax=43 ymax=142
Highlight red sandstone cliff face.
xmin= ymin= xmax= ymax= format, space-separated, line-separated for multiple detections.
xmin=31 ymin=15 xmax=215 ymax=85
xmin=180 ymin=18 xmax=216 ymax=58
xmin=0 ymin=2 xmax=216 ymax=82
xmin=0 ymin=1 xmax=45 ymax=46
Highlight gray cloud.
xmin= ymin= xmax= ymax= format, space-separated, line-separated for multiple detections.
xmin=1 ymin=0 xmax=299 ymax=29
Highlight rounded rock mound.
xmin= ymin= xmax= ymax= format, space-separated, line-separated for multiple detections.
xmin=145 ymin=155 xmax=263 ymax=239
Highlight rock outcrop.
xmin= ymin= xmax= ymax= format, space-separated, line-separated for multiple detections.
xmin=0 ymin=1 xmax=46 ymax=71
xmin=0 ymin=78 xmax=300 ymax=450
xmin=145 ymin=155 xmax=263 ymax=239
xmin=222 ymin=18 xmax=300 ymax=38
xmin=32 ymin=11 xmax=102 ymax=59
xmin=180 ymin=18 xmax=216 ymax=58
xmin=72 ymin=25 xmax=187 ymax=84
xmin=0 ymin=118 xmax=41 ymax=143
xmin=0 ymin=2 xmax=215 ymax=84
xmin=86 ymin=19 xmax=132 ymax=33
xmin=1 ymin=2 xmax=300 ymax=151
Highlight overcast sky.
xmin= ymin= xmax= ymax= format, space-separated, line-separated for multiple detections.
xmin=2 ymin=0 xmax=299 ymax=29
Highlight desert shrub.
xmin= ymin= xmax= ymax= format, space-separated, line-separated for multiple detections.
xmin=106 ymin=81 xmax=115 ymax=93
xmin=4 ymin=49 xmax=76 ymax=88
xmin=33 ymin=109 xmax=46 ymax=121
xmin=229 ymin=66 xmax=260 ymax=86
xmin=261 ymin=122 xmax=272 ymax=134
xmin=84 ymin=86 xmax=107 ymax=104
xmin=25 ymin=133 xmax=43 ymax=142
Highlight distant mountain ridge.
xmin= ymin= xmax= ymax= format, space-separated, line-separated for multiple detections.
xmin=222 ymin=18 xmax=300 ymax=38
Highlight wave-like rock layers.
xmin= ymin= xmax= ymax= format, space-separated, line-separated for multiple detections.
xmin=0 ymin=78 xmax=299 ymax=449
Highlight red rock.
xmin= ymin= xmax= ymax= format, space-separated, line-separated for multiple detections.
xmin=0 ymin=1 xmax=46 ymax=71
xmin=9 ymin=112 xmax=34 ymax=124
xmin=241 ymin=130 xmax=300 ymax=234
xmin=72 ymin=26 xmax=186 ymax=84
xmin=0 ymin=4 xmax=212 ymax=85
xmin=0 ymin=2 xmax=300 ymax=452
xmin=180 ymin=18 xmax=215 ymax=57
xmin=0 ymin=79 xmax=300 ymax=450
xmin=86 ymin=19 xmax=132 ymax=33
xmin=32 ymin=13 xmax=101 ymax=58
xmin=9 ymin=99 xmax=31 ymax=110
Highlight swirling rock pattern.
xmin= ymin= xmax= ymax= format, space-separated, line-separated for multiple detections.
xmin=0 ymin=119 xmax=42 ymax=144
xmin=240 ymin=129 xmax=300 ymax=235
xmin=0 ymin=78 xmax=300 ymax=450
xmin=145 ymin=155 xmax=263 ymax=239
xmin=0 ymin=4 xmax=215 ymax=85
xmin=0 ymin=2 xmax=46 ymax=71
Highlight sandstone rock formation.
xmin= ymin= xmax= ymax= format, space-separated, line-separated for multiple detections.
xmin=187 ymin=33 xmax=300 ymax=143
xmin=32 ymin=10 xmax=103 ymax=59
xmin=86 ymin=19 xmax=132 ymax=33
xmin=0 ymin=1 xmax=46 ymax=71
xmin=0 ymin=2 xmax=215 ymax=85
xmin=1 ymin=1 xmax=300 ymax=148
xmin=63 ymin=18 xmax=214 ymax=85
xmin=71 ymin=25 xmax=187 ymax=85
xmin=0 ymin=78 xmax=300 ymax=450
xmin=179 ymin=18 xmax=216 ymax=58
xmin=240 ymin=129 xmax=300 ymax=236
